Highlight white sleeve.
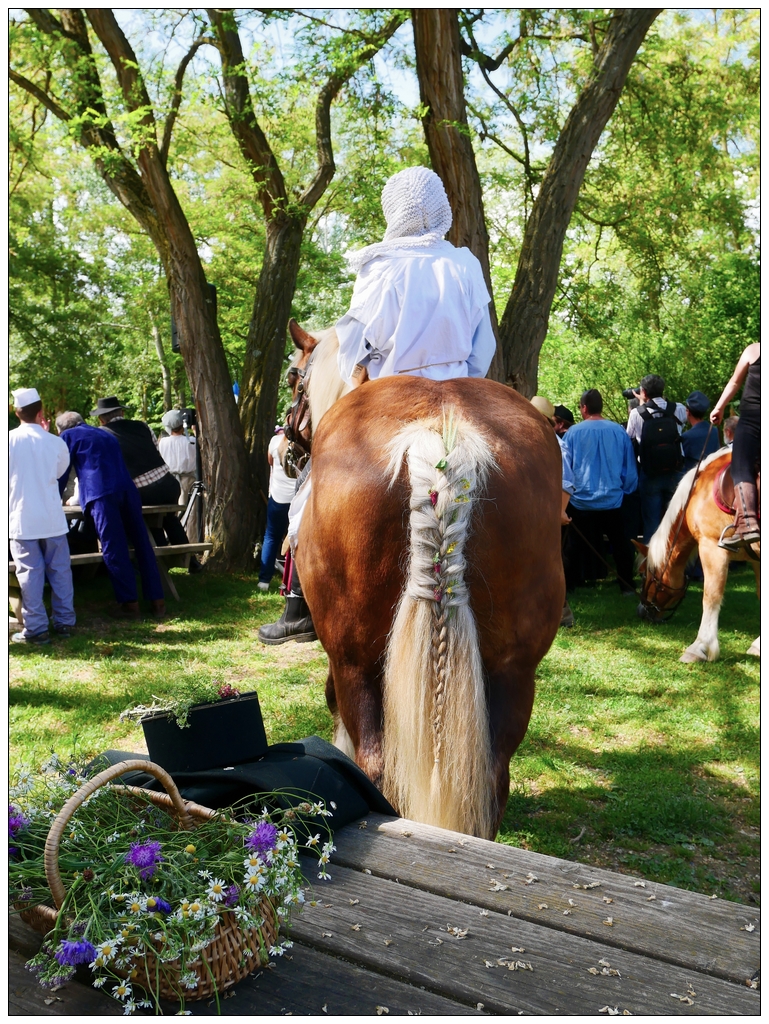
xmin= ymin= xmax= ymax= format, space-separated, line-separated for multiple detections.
xmin=55 ymin=438 xmax=71 ymax=479
xmin=466 ymin=304 xmax=496 ymax=378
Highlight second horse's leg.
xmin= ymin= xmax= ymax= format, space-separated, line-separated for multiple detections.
xmin=680 ymin=539 xmax=729 ymax=663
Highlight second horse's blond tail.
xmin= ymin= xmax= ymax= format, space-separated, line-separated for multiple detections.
xmin=382 ymin=411 xmax=496 ymax=838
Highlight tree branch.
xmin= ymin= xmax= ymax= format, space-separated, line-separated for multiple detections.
xmin=160 ymin=36 xmax=211 ymax=165
xmin=9 ymin=68 xmax=72 ymax=123
xmin=206 ymin=7 xmax=287 ymax=222
xmin=86 ymin=9 xmax=158 ymax=145
xmin=300 ymin=11 xmax=407 ymax=210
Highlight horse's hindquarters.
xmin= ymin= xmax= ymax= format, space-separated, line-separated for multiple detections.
xmin=298 ymin=377 xmax=564 ymax=836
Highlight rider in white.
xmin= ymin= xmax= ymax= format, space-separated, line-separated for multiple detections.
xmin=259 ymin=166 xmax=496 ymax=645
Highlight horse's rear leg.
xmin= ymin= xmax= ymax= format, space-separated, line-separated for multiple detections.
xmin=680 ymin=540 xmax=729 ymax=663
xmin=326 ymin=665 xmax=385 ymax=789
xmin=487 ymin=666 xmax=537 ymax=836
xmin=325 ymin=670 xmax=356 ymax=761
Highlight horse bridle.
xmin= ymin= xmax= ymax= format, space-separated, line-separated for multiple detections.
xmin=283 ymin=350 xmax=316 ymax=478
xmin=639 ymin=566 xmax=689 ymax=622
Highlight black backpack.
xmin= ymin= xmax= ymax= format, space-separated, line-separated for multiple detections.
xmin=638 ymin=401 xmax=684 ymax=477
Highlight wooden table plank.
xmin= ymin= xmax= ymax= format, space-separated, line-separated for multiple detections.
xmin=329 ymin=815 xmax=760 ymax=985
xmin=293 ymin=861 xmax=760 ymax=1016
xmin=185 ymin=942 xmax=483 ymax=1016
xmin=9 ymin=949 xmax=128 ymax=1016
xmin=9 ymin=914 xmax=480 ymax=1017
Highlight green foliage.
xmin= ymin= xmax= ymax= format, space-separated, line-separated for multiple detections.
xmin=8 ymin=9 xmax=760 ymax=436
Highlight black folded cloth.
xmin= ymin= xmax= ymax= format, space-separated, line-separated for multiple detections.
xmin=90 ymin=736 xmax=395 ymax=835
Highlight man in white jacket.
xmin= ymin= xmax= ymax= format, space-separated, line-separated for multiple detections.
xmin=9 ymin=388 xmax=76 ymax=644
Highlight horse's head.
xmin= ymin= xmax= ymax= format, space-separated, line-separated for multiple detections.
xmin=633 ymin=539 xmax=688 ymax=623
xmin=283 ymin=319 xmax=352 ymax=477
xmin=281 ymin=320 xmax=317 ymax=477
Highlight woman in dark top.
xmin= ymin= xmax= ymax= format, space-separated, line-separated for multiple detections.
xmin=710 ymin=342 xmax=760 ymax=551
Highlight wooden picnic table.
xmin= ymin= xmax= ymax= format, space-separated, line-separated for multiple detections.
xmin=63 ymin=503 xmax=208 ymax=601
xmin=9 ymin=813 xmax=760 ymax=1016
xmin=8 ymin=506 xmax=212 ymax=623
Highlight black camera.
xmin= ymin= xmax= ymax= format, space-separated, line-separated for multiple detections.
xmin=621 ymin=387 xmax=639 ymax=401
xmin=181 ymin=407 xmax=197 ymax=430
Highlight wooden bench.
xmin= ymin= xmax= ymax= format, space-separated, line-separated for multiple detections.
xmin=9 ymin=813 xmax=760 ymax=1016
xmin=8 ymin=504 xmax=213 ymax=622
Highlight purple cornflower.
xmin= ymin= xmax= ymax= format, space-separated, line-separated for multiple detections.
xmin=224 ymin=884 xmax=240 ymax=908
xmin=124 ymin=840 xmax=163 ymax=880
xmin=152 ymin=897 xmax=172 ymax=914
xmin=54 ymin=938 xmax=96 ymax=967
xmin=9 ymin=805 xmax=29 ymax=839
xmin=245 ymin=821 xmax=278 ymax=856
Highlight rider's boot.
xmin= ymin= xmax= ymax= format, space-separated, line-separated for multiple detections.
xmin=719 ymin=480 xmax=760 ymax=552
xmin=258 ymin=564 xmax=317 ymax=645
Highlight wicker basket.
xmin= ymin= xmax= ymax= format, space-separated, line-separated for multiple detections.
xmin=18 ymin=759 xmax=279 ymax=1003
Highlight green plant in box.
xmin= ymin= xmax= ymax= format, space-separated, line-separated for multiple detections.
xmin=120 ymin=680 xmax=244 ymax=729
xmin=9 ymin=755 xmax=335 ymax=1014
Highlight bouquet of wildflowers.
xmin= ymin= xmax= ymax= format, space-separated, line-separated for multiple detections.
xmin=9 ymin=755 xmax=335 ymax=1015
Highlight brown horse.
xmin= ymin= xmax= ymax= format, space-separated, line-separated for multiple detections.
xmin=635 ymin=450 xmax=760 ymax=662
xmin=283 ymin=321 xmax=564 ymax=839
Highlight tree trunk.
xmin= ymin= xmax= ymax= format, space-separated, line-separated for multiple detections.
xmin=238 ymin=214 xmax=305 ymax=502
xmin=498 ymin=9 xmax=661 ymax=397
xmin=152 ymin=320 xmax=173 ymax=411
xmin=412 ymin=8 xmax=503 ymax=380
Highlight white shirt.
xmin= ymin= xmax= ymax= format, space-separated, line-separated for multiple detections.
xmin=268 ymin=433 xmax=296 ymax=505
xmin=9 ymin=423 xmax=70 ymax=540
xmin=336 ymin=242 xmax=496 ymax=383
xmin=158 ymin=433 xmax=197 ymax=475
xmin=626 ymin=398 xmax=687 ymax=445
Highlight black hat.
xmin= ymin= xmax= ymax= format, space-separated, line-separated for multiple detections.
xmin=91 ymin=396 xmax=127 ymax=417
xmin=685 ymin=390 xmax=710 ymax=417
xmin=553 ymin=404 xmax=575 ymax=425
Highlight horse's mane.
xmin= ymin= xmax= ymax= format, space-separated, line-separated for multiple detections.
xmin=646 ymin=447 xmax=730 ymax=571
xmin=290 ymin=327 xmax=351 ymax=431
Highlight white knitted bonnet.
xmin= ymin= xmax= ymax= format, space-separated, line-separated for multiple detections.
xmin=347 ymin=167 xmax=453 ymax=271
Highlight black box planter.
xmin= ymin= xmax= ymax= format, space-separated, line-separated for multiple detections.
xmin=141 ymin=692 xmax=268 ymax=774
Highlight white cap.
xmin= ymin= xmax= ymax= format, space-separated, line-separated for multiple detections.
xmin=12 ymin=387 xmax=41 ymax=409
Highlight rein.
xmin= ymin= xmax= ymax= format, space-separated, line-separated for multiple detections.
xmin=640 ymin=422 xmax=716 ymax=620
xmin=283 ymin=350 xmax=316 ymax=478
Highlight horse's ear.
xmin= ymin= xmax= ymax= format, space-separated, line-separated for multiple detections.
xmin=288 ymin=318 xmax=316 ymax=354
xmin=631 ymin=540 xmax=648 ymax=556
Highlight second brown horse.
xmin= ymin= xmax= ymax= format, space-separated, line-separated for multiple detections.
xmin=289 ymin=324 xmax=563 ymax=839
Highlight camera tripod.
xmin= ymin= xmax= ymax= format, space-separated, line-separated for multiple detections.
xmin=181 ymin=479 xmax=206 ymax=542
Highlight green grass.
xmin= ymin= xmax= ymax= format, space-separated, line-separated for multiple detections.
xmin=9 ymin=564 xmax=760 ymax=904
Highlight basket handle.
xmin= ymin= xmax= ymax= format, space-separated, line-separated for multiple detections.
xmin=45 ymin=759 xmax=195 ymax=909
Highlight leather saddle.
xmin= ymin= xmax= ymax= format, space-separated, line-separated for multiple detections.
xmin=714 ymin=465 xmax=760 ymax=519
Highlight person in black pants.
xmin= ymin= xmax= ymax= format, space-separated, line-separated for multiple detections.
xmin=710 ymin=343 xmax=760 ymax=552
xmin=560 ymin=389 xmax=639 ymax=595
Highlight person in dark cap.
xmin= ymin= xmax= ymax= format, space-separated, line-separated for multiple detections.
xmin=92 ymin=396 xmax=190 ymax=549
xmin=553 ymin=405 xmax=575 ymax=439
xmin=681 ymin=391 xmax=719 ymax=473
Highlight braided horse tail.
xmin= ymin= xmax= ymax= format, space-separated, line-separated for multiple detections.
xmin=382 ymin=410 xmax=496 ymax=838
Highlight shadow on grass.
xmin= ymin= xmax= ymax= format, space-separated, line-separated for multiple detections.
xmin=495 ymin=737 xmax=753 ymax=856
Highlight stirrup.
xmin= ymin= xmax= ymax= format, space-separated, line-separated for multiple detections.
xmin=718 ymin=523 xmax=739 ymax=551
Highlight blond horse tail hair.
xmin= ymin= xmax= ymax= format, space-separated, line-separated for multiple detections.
xmin=382 ymin=410 xmax=496 ymax=838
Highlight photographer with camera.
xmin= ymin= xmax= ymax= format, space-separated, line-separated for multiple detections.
xmin=624 ymin=375 xmax=687 ymax=543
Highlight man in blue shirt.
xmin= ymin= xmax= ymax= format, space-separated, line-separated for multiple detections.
xmin=681 ymin=391 xmax=720 ymax=472
xmin=561 ymin=389 xmax=638 ymax=595
xmin=55 ymin=412 xmax=166 ymax=618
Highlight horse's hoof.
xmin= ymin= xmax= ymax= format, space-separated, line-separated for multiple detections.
xmin=680 ymin=645 xmax=708 ymax=663
xmin=747 ymin=638 xmax=760 ymax=658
